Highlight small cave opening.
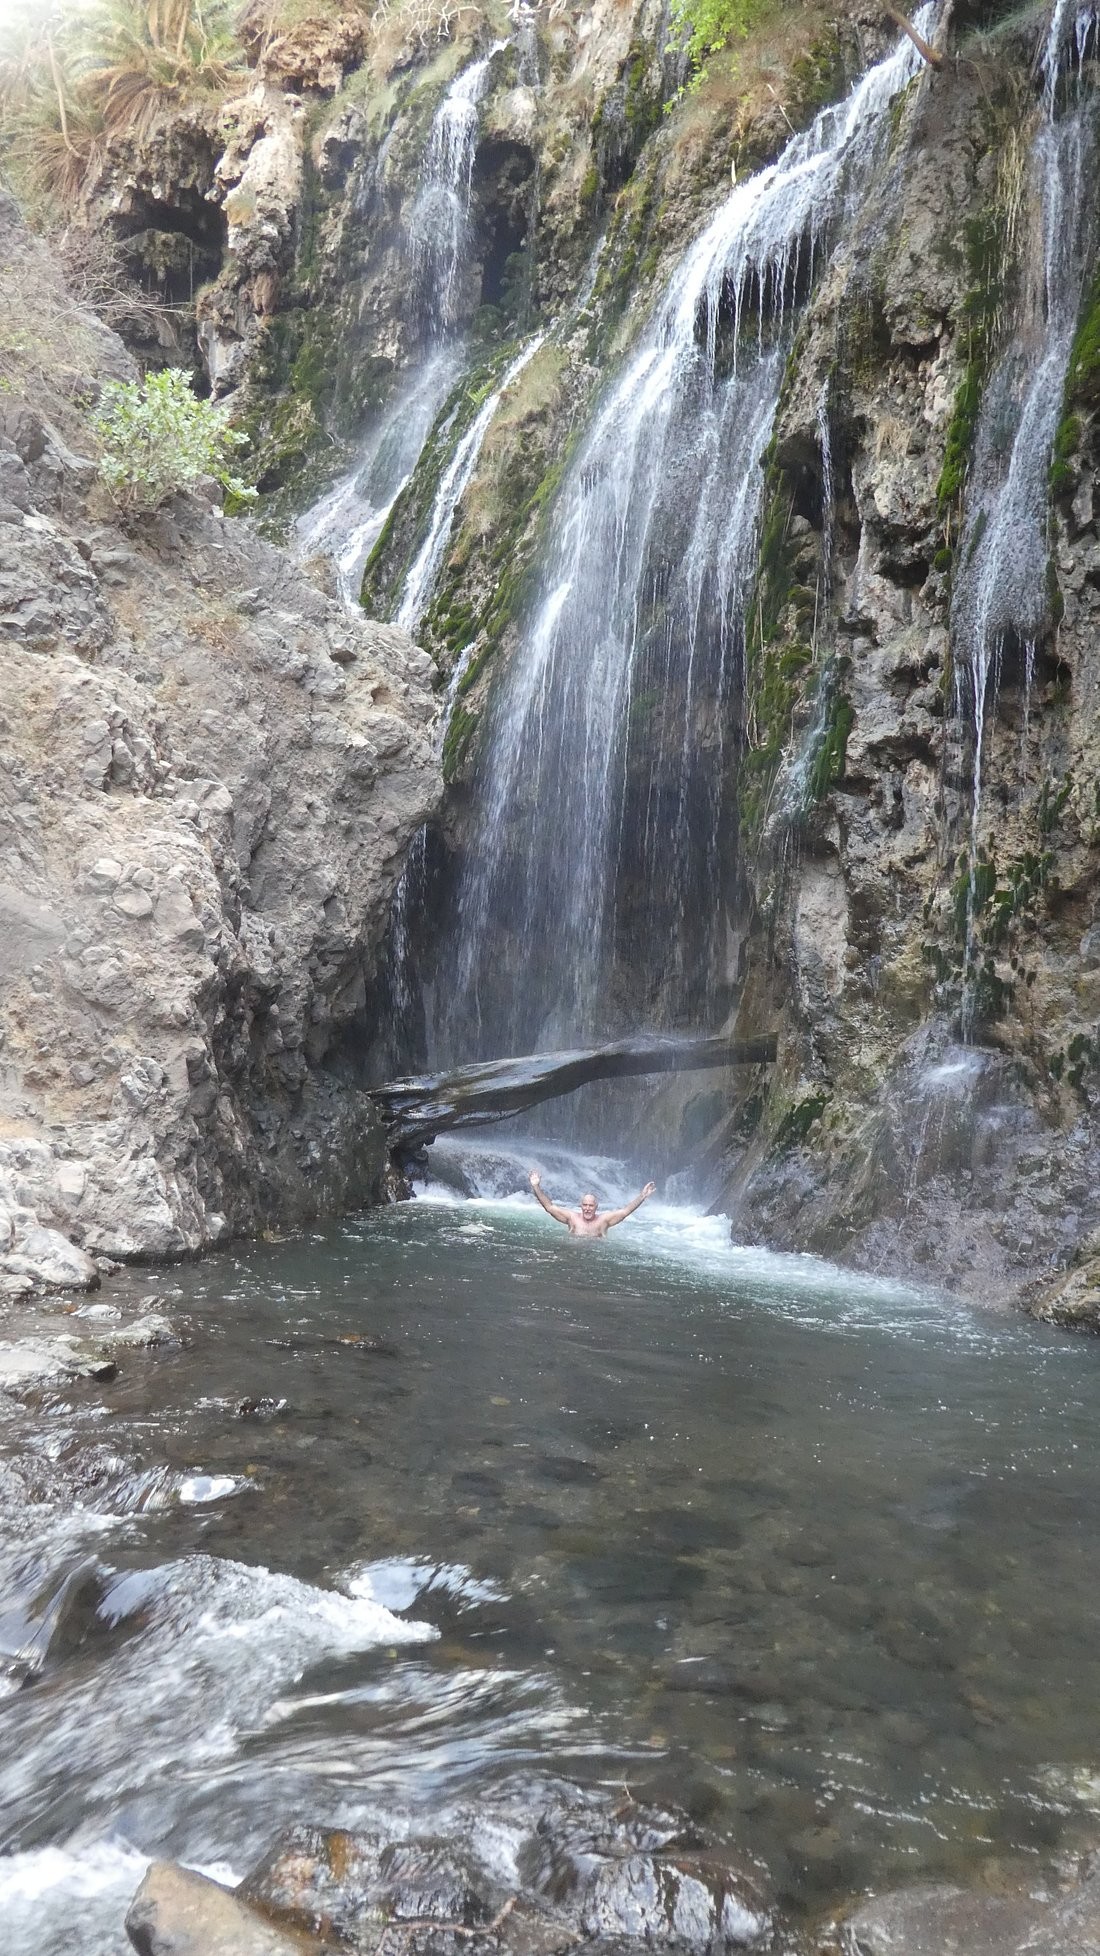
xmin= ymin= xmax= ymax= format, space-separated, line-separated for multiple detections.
xmin=703 ymin=235 xmax=819 ymax=366
xmin=112 ymin=189 xmax=227 ymax=306
xmin=472 ymin=139 xmax=536 ymax=323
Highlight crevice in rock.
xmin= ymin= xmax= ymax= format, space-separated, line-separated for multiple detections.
xmin=112 ymin=191 xmax=228 ymax=307
xmin=472 ymin=138 xmax=537 ymax=317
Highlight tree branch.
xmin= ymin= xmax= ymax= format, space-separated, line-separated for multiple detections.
xmin=885 ymin=5 xmax=944 ymax=66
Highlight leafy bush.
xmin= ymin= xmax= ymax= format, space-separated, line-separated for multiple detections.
xmin=91 ymin=367 xmax=255 ymax=513
xmin=667 ymin=0 xmax=766 ymax=90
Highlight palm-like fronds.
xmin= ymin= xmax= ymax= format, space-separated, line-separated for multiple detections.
xmin=83 ymin=0 xmax=247 ymax=141
xmin=1 ymin=0 xmax=248 ymax=205
xmin=0 ymin=6 xmax=106 ymax=204
xmin=5 ymin=83 xmax=108 ymax=204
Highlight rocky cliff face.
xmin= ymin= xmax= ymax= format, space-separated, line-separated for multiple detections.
xmin=0 ymin=191 xmax=439 ymax=1288
xmin=716 ymin=11 xmax=1100 ymax=1318
xmin=58 ymin=0 xmax=1100 ymax=1315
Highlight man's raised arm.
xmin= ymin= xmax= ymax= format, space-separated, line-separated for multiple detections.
xmin=603 ymin=1181 xmax=657 ymax=1227
xmin=529 ymin=1170 xmax=572 ymax=1225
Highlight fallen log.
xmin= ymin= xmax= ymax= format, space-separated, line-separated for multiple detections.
xmin=371 ymin=1033 xmax=778 ymax=1153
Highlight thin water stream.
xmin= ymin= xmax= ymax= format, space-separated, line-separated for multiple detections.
xmin=3 ymin=1159 xmax=1100 ymax=1952
xmin=298 ymin=44 xmax=504 ymax=606
xmin=951 ymin=2 xmax=1099 ymax=1016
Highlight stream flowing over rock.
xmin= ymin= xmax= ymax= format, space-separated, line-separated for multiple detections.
xmin=7 ymin=5 xmax=1100 ymax=1948
xmin=246 ymin=0 xmax=1098 ymax=1314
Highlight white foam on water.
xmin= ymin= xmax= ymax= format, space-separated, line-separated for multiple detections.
xmin=177 ymin=1473 xmax=247 ymax=1506
xmin=0 ymin=1554 xmax=439 ymax=1850
xmin=406 ymin=1133 xmax=1022 ymax=1350
xmin=347 ymin=1555 xmax=510 ymax=1613
xmin=0 ymin=1841 xmax=247 ymax=1956
xmin=0 ymin=1839 xmax=150 ymax=1956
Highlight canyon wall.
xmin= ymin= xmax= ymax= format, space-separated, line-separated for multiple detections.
xmin=0 ymin=191 xmax=439 ymax=1284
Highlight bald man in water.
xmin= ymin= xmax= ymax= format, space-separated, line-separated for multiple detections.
xmin=528 ymin=1171 xmax=657 ymax=1238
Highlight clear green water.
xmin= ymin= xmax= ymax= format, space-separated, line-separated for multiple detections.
xmin=2 ymin=1177 xmax=1100 ymax=1950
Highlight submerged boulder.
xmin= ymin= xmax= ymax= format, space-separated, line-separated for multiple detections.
xmin=834 ymin=1871 xmax=1100 ymax=1955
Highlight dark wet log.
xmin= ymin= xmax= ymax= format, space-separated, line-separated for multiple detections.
xmin=371 ymin=1034 xmax=778 ymax=1152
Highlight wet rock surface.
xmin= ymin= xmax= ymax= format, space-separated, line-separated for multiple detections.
xmin=830 ymin=1869 xmax=1100 ymax=1955
xmin=710 ymin=27 xmax=1100 ymax=1309
xmin=0 ymin=1289 xmax=179 ymax=1399
xmin=239 ymin=1783 xmax=771 ymax=1954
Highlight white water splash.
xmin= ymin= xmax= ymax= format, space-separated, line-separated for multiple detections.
xmin=0 ymin=1554 xmax=437 ymax=1846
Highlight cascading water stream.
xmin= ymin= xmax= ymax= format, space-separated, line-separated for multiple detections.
xmin=431 ymin=14 xmax=939 ymax=1069
xmin=380 ymin=237 xmax=618 ymax=1057
xmin=297 ymin=351 xmax=461 ymax=608
xmin=298 ymin=46 xmax=505 ymax=606
xmin=396 ymin=335 xmax=546 ymax=634
xmin=410 ymin=43 xmax=507 ymax=338
xmin=951 ymin=1 xmax=1098 ymax=1025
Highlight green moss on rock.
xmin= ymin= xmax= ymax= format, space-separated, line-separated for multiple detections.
xmin=770 ymin=1090 xmax=829 ymax=1153
xmin=1052 ymin=266 xmax=1100 ymax=492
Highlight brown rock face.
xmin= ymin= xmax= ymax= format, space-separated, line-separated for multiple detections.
xmin=0 ymin=192 xmax=440 ymax=1272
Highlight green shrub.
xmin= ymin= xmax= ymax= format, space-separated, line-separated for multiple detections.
xmin=667 ymin=0 xmax=766 ymax=90
xmin=91 ymin=367 xmax=254 ymax=514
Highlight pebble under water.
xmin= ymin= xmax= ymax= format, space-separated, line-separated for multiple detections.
xmin=2 ymin=1158 xmax=1100 ymax=1951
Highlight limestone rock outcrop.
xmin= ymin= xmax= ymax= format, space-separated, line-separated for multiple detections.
xmin=711 ymin=26 xmax=1100 ymax=1307
xmin=0 ymin=191 xmax=440 ymax=1274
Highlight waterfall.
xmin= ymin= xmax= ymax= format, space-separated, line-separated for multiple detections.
xmin=951 ymin=3 xmax=1098 ymax=1023
xmin=409 ymin=43 xmax=507 ymax=339
xmin=298 ymin=46 xmax=504 ymax=605
xmin=396 ymin=335 xmax=546 ymax=634
xmin=431 ymin=13 xmax=938 ymax=1066
xmin=297 ymin=351 xmax=461 ymax=608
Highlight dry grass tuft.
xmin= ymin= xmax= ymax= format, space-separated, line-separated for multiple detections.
xmin=0 ymin=232 xmax=106 ymax=418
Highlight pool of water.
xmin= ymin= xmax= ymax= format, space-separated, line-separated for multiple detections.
xmin=2 ymin=1151 xmax=1099 ymax=1950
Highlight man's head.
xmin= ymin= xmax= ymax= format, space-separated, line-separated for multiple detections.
xmin=579 ymin=1193 xmax=599 ymax=1221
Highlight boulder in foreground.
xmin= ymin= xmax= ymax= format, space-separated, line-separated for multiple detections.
xmin=126 ymin=1860 xmax=334 ymax=1956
